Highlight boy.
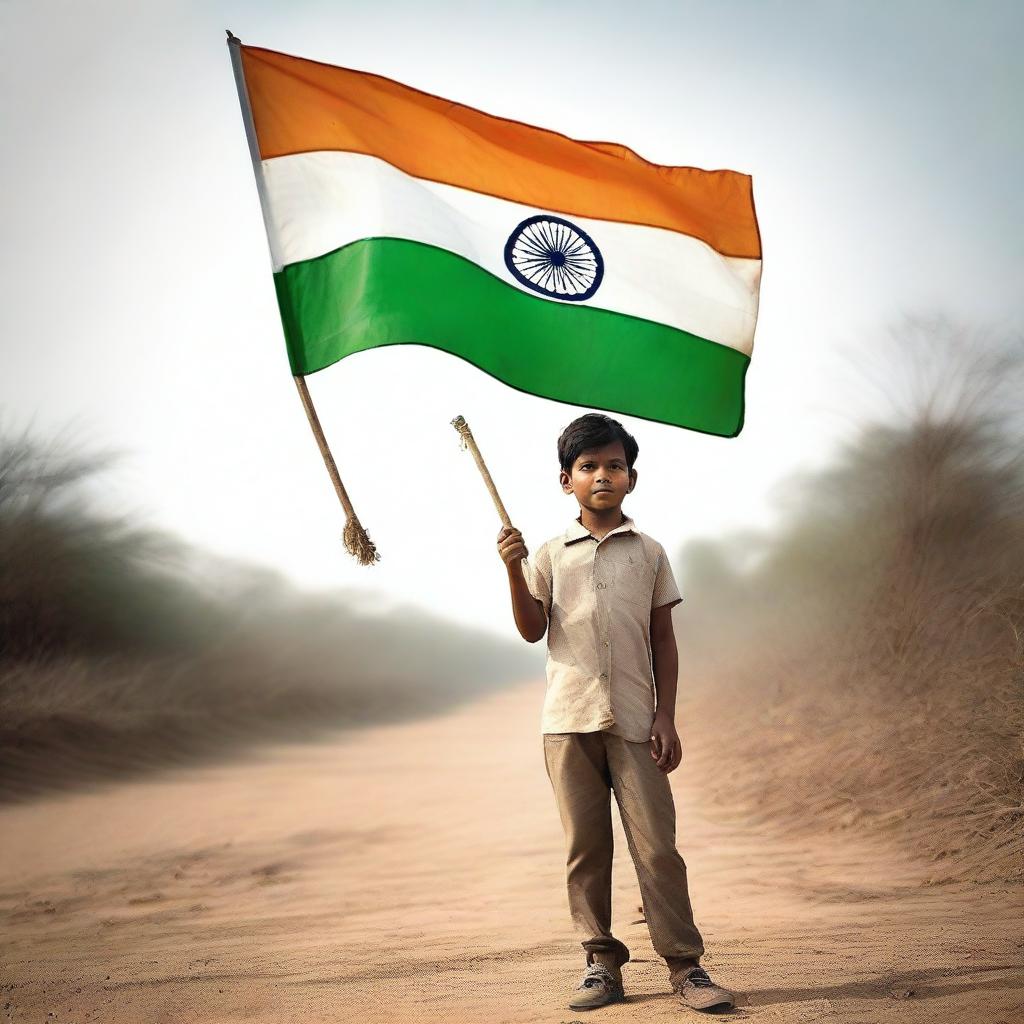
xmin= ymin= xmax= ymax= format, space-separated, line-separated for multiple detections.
xmin=496 ymin=413 xmax=736 ymax=1013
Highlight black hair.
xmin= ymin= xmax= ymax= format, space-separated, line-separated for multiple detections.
xmin=557 ymin=413 xmax=639 ymax=475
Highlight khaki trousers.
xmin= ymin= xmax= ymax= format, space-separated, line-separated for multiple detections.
xmin=543 ymin=729 xmax=705 ymax=972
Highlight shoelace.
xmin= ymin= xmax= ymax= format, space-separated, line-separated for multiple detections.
xmin=682 ymin=967 xmax=714 ymax=988
xmin=578 ymin=964 xmax=616 ymax=989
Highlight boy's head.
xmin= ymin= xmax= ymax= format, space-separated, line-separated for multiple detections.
xmin=557 ymin=413 xmax=639 ymax=513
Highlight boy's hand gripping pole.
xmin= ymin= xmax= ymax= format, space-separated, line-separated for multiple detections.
xmin=450 ymin=415 xmax=512 ymax=529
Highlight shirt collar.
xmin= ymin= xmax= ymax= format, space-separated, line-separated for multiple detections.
xmin=563 ymin=512 xmax=637 ymax=545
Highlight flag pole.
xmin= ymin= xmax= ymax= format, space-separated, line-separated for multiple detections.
xmin=225 ymin=30 xmax=379 ymax=565
xmin=292 ymin=376 xmax=380 ymax=564
xmin=450 ymin=415 xmax=513 ymax=528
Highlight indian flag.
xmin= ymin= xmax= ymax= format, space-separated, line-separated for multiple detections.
xmin=230 ymin=40 xmax=762 ymax=437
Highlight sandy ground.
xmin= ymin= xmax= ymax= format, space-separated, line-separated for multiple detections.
xmin=1 ymin=677 xmax=1022 ymax=1024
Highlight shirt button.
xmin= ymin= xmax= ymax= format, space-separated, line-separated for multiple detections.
xmin=603 ymin=640 xmax=609 ymax=647
xmin=596 ymin=582 xmax=606 ymax=589
xmin=600 ymin=672 xmax=607 ymax=679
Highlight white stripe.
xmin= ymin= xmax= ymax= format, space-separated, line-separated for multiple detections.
xmin=261 ymin=151 xmax=761 ymax=354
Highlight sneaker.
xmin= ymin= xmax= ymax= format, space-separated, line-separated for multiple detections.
xmin=568 ymin=962 xmax=625 ymax=1010
xmin=673 ymin=965 xmax=735 ymax=1011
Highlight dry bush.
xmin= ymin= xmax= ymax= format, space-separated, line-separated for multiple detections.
xmin=676 ymin=316 xmax=1024 ymax=882
xmin=0 ymin=421 xmax=539 ymax=800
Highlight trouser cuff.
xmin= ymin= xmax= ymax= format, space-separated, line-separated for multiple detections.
xmin=665 ymin=954 xmax=702 ymax=986
xmin=582 ymin=937 xmax=631 ymax=969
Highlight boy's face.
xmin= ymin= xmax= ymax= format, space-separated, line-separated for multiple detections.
xmin=560 ymin=439 xmax=637 ymax=513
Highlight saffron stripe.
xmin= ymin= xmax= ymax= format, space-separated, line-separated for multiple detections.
xmin=241 ymin=44 xmax=761 ymax=258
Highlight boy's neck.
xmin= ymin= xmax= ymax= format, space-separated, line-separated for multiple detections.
xmin=577 ymin=506 xmax=626 ymax=541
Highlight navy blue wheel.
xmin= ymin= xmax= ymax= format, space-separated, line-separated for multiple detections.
xmin=504 ymin=215 xmax=604 ymax=302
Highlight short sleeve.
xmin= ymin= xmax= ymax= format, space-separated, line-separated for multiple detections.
xmin=522 ymin=540 xmax=553 ymax=616
xmin=651 ymin=543 xmax=683 ymax=611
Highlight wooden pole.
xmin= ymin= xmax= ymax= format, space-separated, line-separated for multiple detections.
xmin=450 ymin=415 xmax=512 ymax=528
xmin=226 ymin=30 xmax=378 ymax=565
xmin=294 ymin=376 xmax=380 ymax=565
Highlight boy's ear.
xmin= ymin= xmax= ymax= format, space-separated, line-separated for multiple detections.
xmin=559 ymin=469 xmax=573 ymax=493
xmin=627 ymin=468 xmax=638 ymax=492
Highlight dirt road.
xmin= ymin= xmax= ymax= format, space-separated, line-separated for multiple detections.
xmin=2 ymin=678 xmax=1021 ymax=1023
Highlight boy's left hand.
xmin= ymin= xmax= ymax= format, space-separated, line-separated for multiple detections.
xmin=650 ymin=712 xmax=682 ymax=773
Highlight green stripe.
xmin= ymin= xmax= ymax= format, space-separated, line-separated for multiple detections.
xmin=273 ymin=238 xmax=748 ymax=436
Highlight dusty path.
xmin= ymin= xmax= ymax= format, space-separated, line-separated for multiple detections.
xmin=2 ymin=678 xmax=1021 ymax=1023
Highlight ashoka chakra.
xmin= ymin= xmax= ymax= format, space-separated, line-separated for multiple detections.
xmin=503 ymin=215 xmax=604 ymax=302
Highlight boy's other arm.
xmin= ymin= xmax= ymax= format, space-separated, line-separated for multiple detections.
xmin=651 ymin=603 xmax=679 ymax=719
xmin=497 ymin=526 xmax=548 ymax=643
xmin=650 ymin=603 xmax=683 ymax=772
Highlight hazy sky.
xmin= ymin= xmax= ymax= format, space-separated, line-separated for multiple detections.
xmin=2 ymin=1 xmax=1021 ymax=639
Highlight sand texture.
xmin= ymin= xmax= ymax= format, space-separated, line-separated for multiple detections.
xmin=2 ymin=678 xmax=1022 ymax=1023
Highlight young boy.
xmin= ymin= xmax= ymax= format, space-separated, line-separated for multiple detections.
xmin=496 ymin=413 xmax=736 ymax=1013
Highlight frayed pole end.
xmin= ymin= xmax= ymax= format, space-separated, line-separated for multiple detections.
xmin=451 ymin=414 xmax=470 ymax=451
xmin=343 ymin=516 xmax=381 ymax=566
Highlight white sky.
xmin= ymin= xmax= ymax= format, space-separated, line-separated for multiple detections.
xmin=2 ymin=0 xmax=1021 ymax=640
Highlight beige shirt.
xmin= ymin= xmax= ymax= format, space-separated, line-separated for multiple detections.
xmin=523 ymin=512 xmax=683 ymax=742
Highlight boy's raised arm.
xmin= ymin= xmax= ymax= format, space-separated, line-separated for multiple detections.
xmin=497 ymin=526 xmax=548 ymax=643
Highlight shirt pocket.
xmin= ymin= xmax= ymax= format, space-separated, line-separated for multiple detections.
xmin=608 ymin=556 xmax=657 ymax=612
